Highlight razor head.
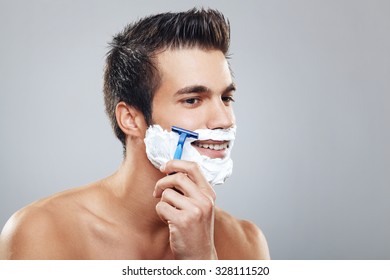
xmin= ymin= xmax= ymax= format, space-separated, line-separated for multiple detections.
xmin=171 ymin=126 xmax=199 ymax=160
xmin=171 ymin=126 xmax=199 ymax=139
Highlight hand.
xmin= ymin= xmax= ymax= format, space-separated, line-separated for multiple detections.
xmin=153 ymin=160 xmax=218 ymax=260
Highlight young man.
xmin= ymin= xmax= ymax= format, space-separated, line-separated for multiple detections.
xmin=0 ymin=8 xmax=270 ymax=260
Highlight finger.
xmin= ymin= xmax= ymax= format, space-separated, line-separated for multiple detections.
xmin=162 ymin=160 xmax=216 ymax=201
xmin=155 ymin=201 xmax=180 ymax=224
xmin=154 ymin=172 xmax=198 ymax=199
xmin=160 ymin=188 xmax=193 ymax=210
xmin=161 ymin=160 xmax=210 ymax=188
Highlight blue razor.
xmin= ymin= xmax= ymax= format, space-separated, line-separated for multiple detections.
xmin=171 ymin=126 xmax=199 ymax=159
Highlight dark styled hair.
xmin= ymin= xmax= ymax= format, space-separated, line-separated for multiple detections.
xmin=103 ymin=8 xmax=231 ymax=149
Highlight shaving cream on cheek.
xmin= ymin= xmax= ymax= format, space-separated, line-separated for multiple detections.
xmin=144 ymin=125 xmax=236 ymax=186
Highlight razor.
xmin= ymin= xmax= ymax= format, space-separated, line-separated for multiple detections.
xmin=171 ymin=126 xmax=199 ymax=159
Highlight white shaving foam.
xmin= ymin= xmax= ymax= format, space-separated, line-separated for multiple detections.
xmin=144 ymin=125 xmax=236 ymax=186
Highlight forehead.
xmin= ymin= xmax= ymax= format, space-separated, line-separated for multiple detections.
xmin=155 ymin=48 xmax=232 ymax=93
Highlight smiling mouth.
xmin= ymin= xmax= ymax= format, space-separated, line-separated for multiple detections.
xmin=191 ymin=141 xmax=230 ymax=151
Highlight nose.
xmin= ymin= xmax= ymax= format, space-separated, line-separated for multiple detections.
xmin=206 ymin=97 xmax=235 ymax=129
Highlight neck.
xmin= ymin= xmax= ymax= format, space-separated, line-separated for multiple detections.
xmin=104 ymin=145 xmax=166 ymax=233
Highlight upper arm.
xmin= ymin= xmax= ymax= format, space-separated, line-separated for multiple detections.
xmin=0 ymin=207 xmax=71 ymax=260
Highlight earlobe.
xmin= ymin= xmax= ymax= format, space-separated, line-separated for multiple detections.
xmin=115 ymin=102 xmax=145 ymax=138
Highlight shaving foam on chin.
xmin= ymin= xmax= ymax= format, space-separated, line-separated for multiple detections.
xmin=144 ymin=125 xmax=236 ymax=186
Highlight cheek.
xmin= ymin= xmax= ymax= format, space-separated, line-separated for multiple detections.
xmin=152 ymin=105 xmax=202 ymax=131
xmin=151 ymin=103 xmax=173 ymax=128
xmin=173 ymin=113 xmax=204 ymax=131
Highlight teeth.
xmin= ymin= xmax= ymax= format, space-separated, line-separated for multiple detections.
xmin=193 ymin=142 xmax=229 ymax=150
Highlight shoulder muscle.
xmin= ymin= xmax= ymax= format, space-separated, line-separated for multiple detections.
xmin=238 ymin=219 xmax=270 ymax=259
xmin=215 ymin=209 xmax=270 ymax=259
xmin=0 ymin=205 xmax=71 ymax=259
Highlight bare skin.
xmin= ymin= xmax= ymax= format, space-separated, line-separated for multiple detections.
xmin=0 ymin=48 xmax=270 ymax=260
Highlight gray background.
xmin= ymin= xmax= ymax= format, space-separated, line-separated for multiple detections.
xmin=1 ymin=0 xmax=389 ymax=259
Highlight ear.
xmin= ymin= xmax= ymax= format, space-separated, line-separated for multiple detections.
xmin=115 ymin=101 xmax=147 ymax=138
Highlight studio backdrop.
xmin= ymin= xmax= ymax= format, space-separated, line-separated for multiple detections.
xmin=1 ymin=0 xmax=389 ymax=259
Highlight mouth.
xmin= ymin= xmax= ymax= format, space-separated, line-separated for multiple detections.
xmin=191 ymin=140 xmax=230 ymax=158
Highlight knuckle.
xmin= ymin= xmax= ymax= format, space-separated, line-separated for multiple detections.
xmin=192 ymin=205 xmax=202 ymax=218
xmin=179 ymin=206 xmax=203 ymax=225
xmin=189 ymin=162 xmax=201 ymax=173
xmin=176 ymin=172 xmax=188 ymax=185
xmin=200 ymin=198 xmax=215 ymax=214
xmin=190 ymin=205 xmax=205 ymax=223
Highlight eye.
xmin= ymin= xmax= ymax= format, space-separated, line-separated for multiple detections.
xmin=180 ymin=97 xmax=202 ymax=108
xmin=222 ymin=96 xmax=235 ymax=103
xmin=184 ymin=98 xmax=200 ymax=105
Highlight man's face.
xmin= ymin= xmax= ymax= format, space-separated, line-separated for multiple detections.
xmin=151 ymin=48 xmax=236 ymax=159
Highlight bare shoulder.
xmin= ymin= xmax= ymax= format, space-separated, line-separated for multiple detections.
xmin=0 ymin=186 xmax=92 ymax=259
xmin=214 ymin=208 xmax=270 ymax=260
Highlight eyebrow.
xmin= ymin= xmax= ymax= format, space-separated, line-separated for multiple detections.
xmin=223 ymin=83 xmax=237 ymax=95
xmin=174 ymin=83 xmax=237 ymax=96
